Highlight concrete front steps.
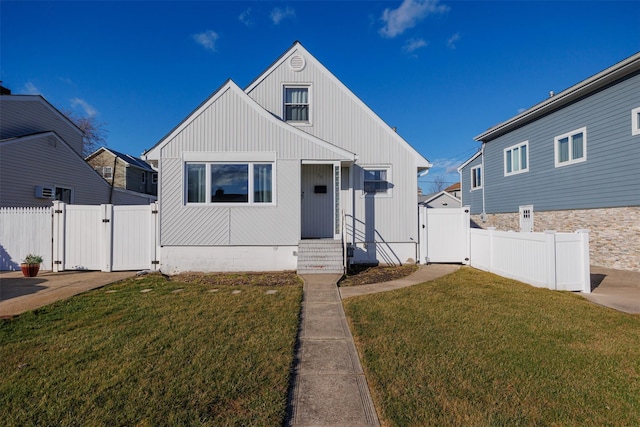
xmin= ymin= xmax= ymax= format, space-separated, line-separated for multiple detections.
xmin=297 ymin=239 xmax=344 ymax=275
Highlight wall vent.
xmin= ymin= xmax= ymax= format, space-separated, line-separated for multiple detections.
xmin=35 ymin=186 xmax=55 ymax=199
xmin=289 ymin=54 xmax=306 ymax=72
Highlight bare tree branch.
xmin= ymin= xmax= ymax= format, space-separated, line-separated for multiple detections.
xmin=63 ymin=110 xmax=108 ymax=156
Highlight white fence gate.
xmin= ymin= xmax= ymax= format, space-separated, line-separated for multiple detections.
xmin=419 ymin=206 xmax=470 ymax=264
xmin=0 ymin=202 xmax=159 ymax=272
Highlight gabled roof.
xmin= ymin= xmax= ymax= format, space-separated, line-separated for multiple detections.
xmin=86 ymin=147 xmax=155 ymax=171
xmin=144 ymin=79 xmax=357 ymax=162
xmin=244 ymin=41 xmax=432 ymax=171
xmin=457 ymin=150 xmax=482 ymax=172
xmin=445 ymin=182 xmax=460 ymax=192
xmin=475 ymin=51 xmax=640 ymax=142
xmin=419 ymin=190 xmax=461 ymax=206
xmin=0 ymin=94 xmax=83 ymax=137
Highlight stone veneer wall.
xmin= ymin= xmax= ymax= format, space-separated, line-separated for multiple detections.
xmin=471 ymin=207 xmax=640 ymax=272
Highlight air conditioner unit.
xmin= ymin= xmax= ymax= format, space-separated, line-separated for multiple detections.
xmin=35 ymin=186 xmax=55 ymax=199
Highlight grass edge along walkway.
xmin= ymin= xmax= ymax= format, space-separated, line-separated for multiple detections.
xmin=344 ymin=266 xmax=640 ymax=426
xmin=0 ymin=273 xmax=303 ymax=427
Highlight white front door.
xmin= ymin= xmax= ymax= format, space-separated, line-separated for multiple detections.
xmin=519 ymin=205 xmax=534 ymax=232
xmin=301 ymin=164 xmax=334 ymax=238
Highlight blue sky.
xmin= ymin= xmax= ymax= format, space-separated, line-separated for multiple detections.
xmin=2 ymin=0 xmax=638 ymax=193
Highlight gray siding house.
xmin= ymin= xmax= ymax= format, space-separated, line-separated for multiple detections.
xmin=0 ymin=93 xmax=156 ymax=207
xmin=459 ymin=52 xmax=640 ymax=271
xmin=86 ymin=147 xmax=158 ymax=196
xmin=143 ymin=41 xmax=432 ymax=274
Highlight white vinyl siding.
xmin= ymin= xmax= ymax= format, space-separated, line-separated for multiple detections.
xmin=555 ymin=127 xmax=587 ymax=167
xmin=504 ymin=141 xmax=529 ymax=176
xmin=471 ymin=165 xmax=482 ymax=190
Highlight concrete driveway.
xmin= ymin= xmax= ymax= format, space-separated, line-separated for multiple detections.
xmin=583 ymin=266 xmax=640 ymax=314
xmin=0 ymin=270 xmax=137 ymax=318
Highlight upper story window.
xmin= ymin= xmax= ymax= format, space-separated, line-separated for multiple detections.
xmin=284 ymin=86 xmax=310 ymax=123
xmin=141 ymin=172 xmax=146 ymax=184
xmin=555 ymin=127 xmax=586 ymax=167
xmin=471 ymin=165 xmax=482 ymax=190
xmin=632 ymin=107 xmax=640 ymax=136
xmin=363 ymin=166 xmax=391 ymax=196
xmin=94 ymin=166 xmax=113 ymax=180
xmin=186 ymin=162 xmax=273 ymax=205
xmin=504 ymin=141 xmax=528 ymax=176
xmin=152 ymin=173 xmax=158 ymax=184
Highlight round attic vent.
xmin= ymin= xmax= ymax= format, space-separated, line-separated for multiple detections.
xmin=289 ymin=54 xmax=306 ymax=72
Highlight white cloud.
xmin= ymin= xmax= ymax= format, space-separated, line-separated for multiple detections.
xmin=192 ymin=30 xmax=219 ymax=52
xmin=23 ymin=82 xmax=42 ymax=95
xmin=379 ymin=0 xmax=449 ymax=38
xmin=270 ymin=7 xmax=295 ymax=25
xmin=447 ymin=32 xmax=460 ymax=49
xmin=403 ymin=38 xmax=428 ymax=53
xmin=518 ymin=107 xmax=526 ymax=114
xmin=70 ymin=98 xmax=98 ymax=117
xmin=239 ymin=8 xmax=254 ymax=26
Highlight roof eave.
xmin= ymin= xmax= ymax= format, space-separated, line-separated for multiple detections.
xmin=475 ymin=52 xmax=640 ymax=142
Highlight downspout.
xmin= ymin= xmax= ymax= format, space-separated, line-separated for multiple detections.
xmin=481 ymin=142 xmax=486 ymax=222
xmin=109 ymin=156 xmax=117 ymax=204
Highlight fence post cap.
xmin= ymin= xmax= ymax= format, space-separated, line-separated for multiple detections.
xmin=487 ymin=227 xmax=496 ymax=231
xmin=544 ymin=230 xmax=556 ymax=234
xmin=576 ymin=229 xmax=590 ymax=234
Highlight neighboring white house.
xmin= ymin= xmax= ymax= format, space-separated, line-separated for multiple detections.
xmin=0 ymin=91 xmax=156 ymax=207
xmin=143 ymin=41 xmax=432 ymax=274
xmin=458 ymin=52 xmax=640 ymax=272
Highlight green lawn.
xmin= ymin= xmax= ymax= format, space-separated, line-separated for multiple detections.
xmin=0 ymin=273 xmax=302 ymax=426
xmin=344 ymin=267 xmax=640 ymax=426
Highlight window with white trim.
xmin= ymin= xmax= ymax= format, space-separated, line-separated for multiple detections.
xmin=284 ymin=85 xmax=310 ymax=123
xmin=554 ymin=127 xmax=586 ymax=167
xmin=363 ymin=166 xmax=391 ymax=195
xmin=471 ymin=165 xmax=482 ymax=190
xmin=504 ymin=141 xmax=528 ymax=176
xmin=185 ymin=162 xmax=273 ymax=205
xmin=95 ymin=166 xmax=112 ymax=180
xmin=632 ymin=107 xmax=640 ymax=136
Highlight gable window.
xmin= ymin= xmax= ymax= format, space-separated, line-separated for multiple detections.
xmin=284 ymin=86 xmax=309 ymax=123
xmin=95 ymin=166 xmax=112 ymax=180
xmin=504 ymin=141 xmax=528 ymax=176
xmin=632 ymin=107 xmax=640 ymax=136
xmin=186 ymin=162 xmax=273 ymax=205
xmin=363 ymin=166 xmax=391 ymax=196
xmin=555 ymin=127 xmax=586 ymax=167
xmin=471 ymin=165 xmax=482 ymax=190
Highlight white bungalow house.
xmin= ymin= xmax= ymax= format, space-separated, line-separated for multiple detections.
xmin=143 ymin=41 xmax=432 ymax=274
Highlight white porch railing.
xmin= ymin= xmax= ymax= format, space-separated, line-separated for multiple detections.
xmin=470 ymin=227 xmax=591 ymax=293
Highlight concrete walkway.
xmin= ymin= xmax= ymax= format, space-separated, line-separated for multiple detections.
xmin=583 ymin=266 xmax=640 ymax=314
xmin=287 ymin=273 xmax=379 ymax=427
xmin=287 ymin=264 xmax=460 ymax=427
xmin=0 ymin=270 xmax=136 ymax=318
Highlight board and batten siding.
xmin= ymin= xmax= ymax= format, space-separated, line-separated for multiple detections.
xmin=157 ymin=86 xmax=348 ymax=247
xmin=246 ymin=46 xmax=424 ymax=246
xmin=0 ymin=96 xmax=84 ymax=155
xmin=482 ymin=72 xmax=640 ymax=213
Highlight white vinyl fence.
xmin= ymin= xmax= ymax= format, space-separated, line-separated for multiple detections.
xmin=0 ymin=207 xmax=52 ymax=270
xmin=0 ymin=202 xmax=159 ymax=272
xmin=470 ymin=227 xmax=591 ymax=293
